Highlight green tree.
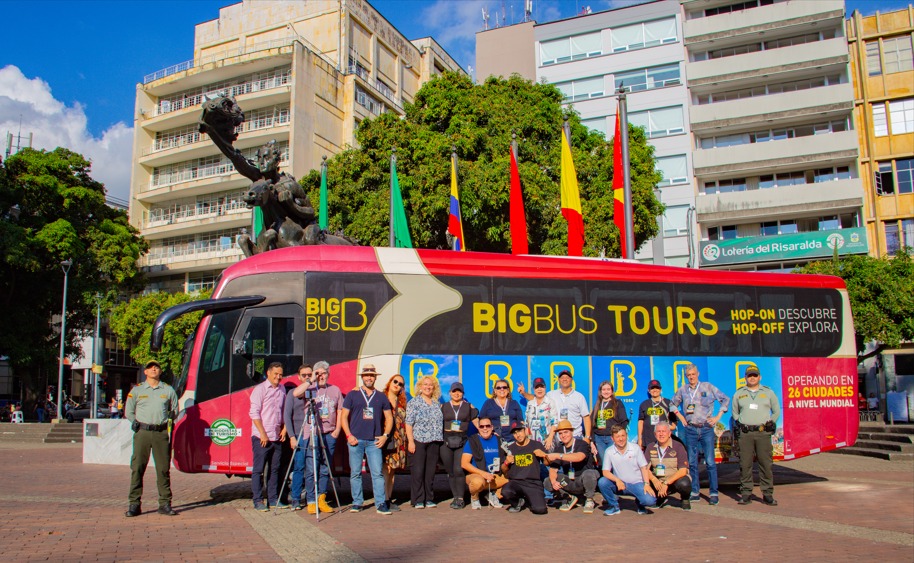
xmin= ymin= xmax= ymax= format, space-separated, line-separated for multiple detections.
xmin=0 ymin=148 xmax=147 ymax=396
xmin=796 ymin=249 xmax=914 ymax=354
xmin=301 ymin=72 xmax=663 ymax=256
xmin=108 ymin=290 xmax=212 ymax=381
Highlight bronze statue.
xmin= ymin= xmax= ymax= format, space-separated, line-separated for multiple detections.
xmin=198 ymin=96 xmax=356 ymax=256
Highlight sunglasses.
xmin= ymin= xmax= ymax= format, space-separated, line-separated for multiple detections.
xmin=315 ymin=371 xmax=328 ymax=376
xmin=494 ymin=386 xmax=509 ymax=390
xmin=747 ymin=374 xmax=760 ymax=377
xmin=478 ymin=424 xmax=493 ymax=428
xmin=391 ymin=380 xmax=404 ymax=386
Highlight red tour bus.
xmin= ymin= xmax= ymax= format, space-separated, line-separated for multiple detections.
xmin=151 ymin=246 xmax=858 ymax=475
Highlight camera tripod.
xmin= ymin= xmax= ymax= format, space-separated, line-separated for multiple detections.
xmin=277 ymin=391 xmax=341 ymax=521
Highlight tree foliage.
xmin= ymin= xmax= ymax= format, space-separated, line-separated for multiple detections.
xmin=796 ymin=250 xmax=914 ymax=353
xmin=301 ymin=72 xmax=663 ymax=255
xmin=0 ymin=148 xmax=147 ymax=386
xmin=109 ymin=290 xmax=212 ymax=380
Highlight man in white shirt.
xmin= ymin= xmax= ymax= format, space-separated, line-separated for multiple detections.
xmin=546 ymin=369 xmax=591 ymax=443
xmin=597 ymin=424 xmax=657 ymax=516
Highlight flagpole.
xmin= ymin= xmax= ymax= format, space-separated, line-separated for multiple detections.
xmin=319 ymin=155 xmax=328 ymax=231
xmin=390 ymin=148 xmax=396 ymax=248
xmin=451 ymin=145 xmax=459 ymax=251
xmin=563 ymin=119 xmax=572 ymax=150
xmin=618 ymin=87 xmax=635 ymax=259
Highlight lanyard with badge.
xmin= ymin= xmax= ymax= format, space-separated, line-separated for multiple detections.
xmin=563 ymin=439 xmax=576 ymax=479
xmin=559 ymin=391 xmax=571 ymax=420
xmin=450 ymin=401 xmax=463 ymax=432
xmin=649 ymin=400 xmax=665 ymax=425
xmin=686 ymin=384 xmax=701 ymax=416
xmin=655 ymin=444 xmax=668 ymax=478
xmin=497 ymin=398 xmax=510 ymax=428
xmin=596 ymin=400 xmax=609 ymax=429
xmin=361 ymin=388 xmax=375 ymax=420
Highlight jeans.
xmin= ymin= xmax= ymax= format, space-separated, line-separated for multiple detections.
xmin=348 ymin=439 xmax=385 ymax=507
xmin=592 ymin=434 xmax=613 ymax=463
xmin=252 ymin=436 xmax=282 ymax=505
xmin=291 ymin=433 xmax=337 ymax=504
xmin=684 ymin=425 xmax=718 ymax=496
xmin=597 ymin=477 xmax=657 ymax=510
xmin=545 ymin=469 xmax=599 ymax=499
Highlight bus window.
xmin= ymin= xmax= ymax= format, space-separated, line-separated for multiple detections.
xmin=231 ymin=304 xmax=304 ymax=393
xmin=196 ymin=310 xmax=241 ymax=404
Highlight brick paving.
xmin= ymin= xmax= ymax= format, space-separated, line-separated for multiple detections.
xmin=0 ymin=442 xmax=911 ymax=562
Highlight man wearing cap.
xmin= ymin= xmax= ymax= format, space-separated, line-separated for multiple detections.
xmin=125 ymin=360 xmax=179 ymax=517
xmin=500 ymin=422 xmax=549 ymax=514
xmin=440 ymin=381 xmax=478 ymax=509
xmin=643 ymin=421 xmax=692 ymax=510
xmin=546 ymin=369 xmax=591 ymax=443
xmin=544 ymin=420 xmax=600 ymax=513
xmin=670 ymin=364 xmax=729 ymax=505
xmin=732 ymin=366 xmax=780 ymax=506
xmin=637 ymin=380 xmax=676 ymax=448
xmin=341 ymin=364 xmax=394 ymax=514
xmin=597 ymin=425 xmax=657 ymax=516
xmin=249 ymin=361 xmax=288 ymax=511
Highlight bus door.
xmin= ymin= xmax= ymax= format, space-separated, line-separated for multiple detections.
xmin=229 ymin=304 xmax=304 ymax=472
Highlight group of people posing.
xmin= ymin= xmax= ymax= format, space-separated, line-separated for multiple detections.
xmin=247 ymin=360 xmax=781 ymax=516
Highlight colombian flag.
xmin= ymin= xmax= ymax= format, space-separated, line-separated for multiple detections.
xmin=613 ymin=108 xmax=627 ymax=259
xmin=560 ymin=128 xmax=584 ymax=256
xmin=448 ymin=157 xmax=466 ymax=251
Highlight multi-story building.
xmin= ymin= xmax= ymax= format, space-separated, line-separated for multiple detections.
xmin=847 ymin=6 xmax=914 ymax=257
xmin=478 ymin=0 xmax=695 ymax=266
xmin=477 ymin=0 xmax=871 ymax=271
xmin=130 ymin=0 xmax=461 ymax=292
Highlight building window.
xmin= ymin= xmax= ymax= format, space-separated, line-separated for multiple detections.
xmin=700 ymin=0 xmax=776 ymax=18
xmin=694 ymin=75 xmax=840 ymax=105
xmin=556 ymin=76 xmax=605 ymax=101
xmin=866 ymin=40 xmax=882 ymax=76
xmin=889 ymin=98 xmax=914 ymax=135
xmin=581 ymin=117 xmax=607 ymax=136
xmin=704 ymin=178 xmax=746 ymax=194
xmin=610 ymin=18 xmax=677 ymax=53
xmin=814 ymin=166 xmax=851 ymax=183
xmin=708 ymin=225 xmax=738 ymax=240
xmin=873 ymin=103 xmax=889 ymax=137
xmin=663 ymin=205 xmax=689 ymax=237
xmin=760 ymin=221 xmax=779 ymax=236
xmin=655 ymin=155 xmax=688 ymax=186
xmin=692 ymin=29 xmax=835 ymax=62
xmin=886 ymin=223 xmax=901 ymax=254
xmin=877 ymin=158 xmax=914 ymax=195
xmin=698 ymin=119 xmax=848 ymax=149
xmin=883 ymin=36 xmax=914 ymax=74
xmin=819 ymin=216 xmax=841 ymax=231
xmin=614 ymin=64 xmax=680 ymax=93
xmin=540 ymin=32 xmax=602 ymax=66
xmin=629 ymin=106 xmax=684 ymax=139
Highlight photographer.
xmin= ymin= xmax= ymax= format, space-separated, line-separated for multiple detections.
xmin=732 ymin=366 xmax=780 ymax=506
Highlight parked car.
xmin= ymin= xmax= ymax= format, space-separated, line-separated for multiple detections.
xmin=66 ymin=403 xmax=110 ymax=422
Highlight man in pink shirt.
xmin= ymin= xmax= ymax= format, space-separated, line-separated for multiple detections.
xmin=250 ymin=362 xmax=288 ymax=511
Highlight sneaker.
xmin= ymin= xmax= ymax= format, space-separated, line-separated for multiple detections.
xmin=376 ymin=502 xmax=392 ymax=515
xmin=709 ymin=495 xmax=719 ymax=506
xmin=583 ymin=499 xmax=595 ymax=514
xmin=738 ymin=495 xmax=751 ymax=505
xmin=637 ymin=506 xmax=649 ymax=515
xmin=762 ymin=495 xmax=778 ymax=506
xmin=254 ymin=501 xmax=268 ymax=512
xmin=274 ymin=501 xmax=291 ymax=510
xmin=424 ymin=501 xmax=437 ymax=508
xmin=471 ymin=498 xmax=482 ymax=510
xmin=451 ymin=499 xmax=466 ymax=510
xmin=689 ymin=493 xmax=701 ymax=502
xmin=681 ymin=499 xmax=691 ymax=511
xmin=124 ymin=504 xmax=141 ymax=518
xmin=507 ymin=498 xmax=526 ymax=513
xmin=656 ymin=497 xmax=668 ymax=509
xmin=350 ymin=504 xmax=363 ymax=513
xmin=603 ymin=506 xmax=621 ymax=516
xmin=487 ymin=493 xmax=503 ymax=508
xmin=559 ymin=497 xmax=578 ymax=512
xmin=413 ymin=502 xmax=425 ymax=509
xmin=290 ymin=502 xmax=302 ymax=511
xmin=389 ymin=502 xmax=401 ymax=512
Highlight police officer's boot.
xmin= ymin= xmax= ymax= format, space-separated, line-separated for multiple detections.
xmin=762 ymin=494 xmax=778 ymax=506
xmin=125 ymin=504 xmax=141 ymax=517
xmin=157 ymin=504 xmax=179 ymax=516
xmin=317 ymin=494 xmax=334 ymax=513
xmin=738 ymin=494 xmax=751 ymax=505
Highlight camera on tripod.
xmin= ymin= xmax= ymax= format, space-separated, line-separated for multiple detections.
xmin=303 ymin=387 xmax=317 ymax=400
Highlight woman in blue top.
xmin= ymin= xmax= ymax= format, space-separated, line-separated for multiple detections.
xmin=405 ymin=376 xmax=444 ymax=508
xmin=479 ymin=379 xmax=524 ymax=441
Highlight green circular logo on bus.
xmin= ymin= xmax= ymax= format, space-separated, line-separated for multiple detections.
xmin=206 ymin=418 xmax=241 ymax=446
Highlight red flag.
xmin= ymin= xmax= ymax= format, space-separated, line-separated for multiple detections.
xmin=509 ymin=146 xmax=528 ymax=255
xmin=613 ymin=108 xmax=627 ymax=259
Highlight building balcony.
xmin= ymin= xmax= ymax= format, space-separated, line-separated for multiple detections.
xmin=693 ymin=130 xmax=859 ymax=177
xmin=139 ymin=245 xmax=244 ymax=274
xmin=687 ymin=38 xmax=849 ymax=87
xmin=696 ymin=177 xmax=864 ymax=223
xmin=690 ymin=83 xmax=854 ymax=133
xmin=683 ymin=0 xmax=844 ymax=44
xmin=143 ymin=203 xmax=251 ymax=239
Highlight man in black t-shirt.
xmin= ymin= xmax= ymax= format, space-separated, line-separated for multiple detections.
xmin=637 ymin=380 xmax=676 ymax=448
xmin=499 ymin=422 xmax=549 ymax=515
xmin=545 ymin=420 xmax=600 ymax=513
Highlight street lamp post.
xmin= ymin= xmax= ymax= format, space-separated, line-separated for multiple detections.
xmin=56 ymin=259 xmax=72 ymax=421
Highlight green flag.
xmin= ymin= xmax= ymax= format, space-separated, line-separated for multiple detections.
xmin=390 ymin=155 xmax=413 ymax=248
xmin=319 ymin=156 xmax=328 ymax=231
xmin=253 ymin=207 xmax=264 ymax=238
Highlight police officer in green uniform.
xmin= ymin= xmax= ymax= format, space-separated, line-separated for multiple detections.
xmin=732 ymin=365 xmax=780 ymax=506
xmin=125 ymin=360 xmax=179 ymax=517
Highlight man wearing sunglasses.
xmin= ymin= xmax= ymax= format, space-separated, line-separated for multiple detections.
xmin=732 ymin=366 xmax=780 ymax=506
xmin=461 ymin=417 xmax=508 ymax=509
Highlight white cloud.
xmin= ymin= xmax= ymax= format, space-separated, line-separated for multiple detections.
xmin=0 ymin=65 xmax=133 ymax=203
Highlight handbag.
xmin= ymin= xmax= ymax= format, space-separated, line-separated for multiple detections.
xmin=445 ymin=432 xmax=467 ymax=449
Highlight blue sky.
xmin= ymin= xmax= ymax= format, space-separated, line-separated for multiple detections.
xmin=0 ymin=0 xmax=906 ymax=201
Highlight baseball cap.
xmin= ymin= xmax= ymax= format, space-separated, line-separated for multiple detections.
xmin=648 ymin=379 xmax=661 ymax=389
xmin=557 ymin=369 xmax=573 ymax=379
xmin=450 ymin=381 xmax=464 ymax=393
xmin=745 ymin=366 xmax=760 ymax=376
xmin=145 ymin=360 xmax=161 ymax=369
xmin=533 ymin=377 xmax=546 ymax=388
xmin=509 ymin=421 xmax=527 ymax=433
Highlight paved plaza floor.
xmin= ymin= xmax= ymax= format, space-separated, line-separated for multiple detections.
xmin=0 ymin=442 xmax=911 ymax=562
